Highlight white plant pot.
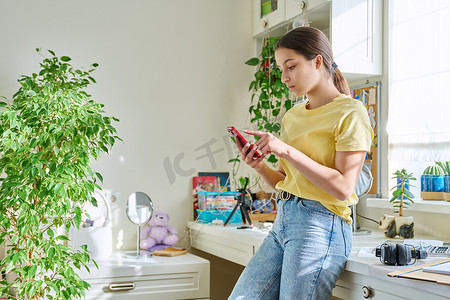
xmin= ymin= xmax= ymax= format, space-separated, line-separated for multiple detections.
xmin=395 ymin=216 xmax=414 ymax=239
xmin=379 ymin=214 xmax=414 ymax=239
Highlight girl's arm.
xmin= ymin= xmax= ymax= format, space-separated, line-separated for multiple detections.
xmin=253 ymin=162 xmax=286 ymax=191
xmin=245 ymin=130 xmax=366 ymax=201
xmin=282 ymin=147 xmax=365 ymax=201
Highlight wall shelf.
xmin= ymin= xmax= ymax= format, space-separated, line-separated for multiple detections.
xmin=367 ymin=197 xmax=450 ymax=214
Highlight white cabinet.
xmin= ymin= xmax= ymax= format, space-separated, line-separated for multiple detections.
xmin=285 ymin=0 xmax=305 ymax=21
xmin=253 ymin=0 xmax=330 ymax=37
xmin=334 ymin=270 xmax=450 ymax=300
xmin=331 ymin=0 xmax=383 ymax=79
xmin=77 ymin=252 xmax=210 ymax=300
xmin=252 ymin=0 xmax=383 ymax=79
xmin=189 ymin=221 xmax=266 ymax=266
xmin=253 ymin=0 xmax=286 ymax=37
xmin=285 ymin=0 xmax=330 ymax=21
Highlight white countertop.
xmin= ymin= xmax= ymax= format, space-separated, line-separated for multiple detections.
xmin=345 ymin=231 xmax=450 ymax=298
xmin=187 ymin=221 xmax=450 ymax=298
xmin=77 ymin=251 xmax=209 ymax=280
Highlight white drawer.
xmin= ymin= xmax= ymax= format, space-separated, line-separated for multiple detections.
xmin=85 ymin=271 xmax=208 ymax=300
xmin=79 ymin=252 xmax=210 ymax=300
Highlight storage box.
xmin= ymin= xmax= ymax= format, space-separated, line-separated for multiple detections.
xmin=197 ymin=191 xmax=239 ymax=210
xmin=250 ymin=212 xmax=277 ymax=222
xmin=196 ymin=209 xmax=242 ymax=224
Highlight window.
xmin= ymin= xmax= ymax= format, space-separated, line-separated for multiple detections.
xmin=387 ymin=0 xmax=450 ymax=163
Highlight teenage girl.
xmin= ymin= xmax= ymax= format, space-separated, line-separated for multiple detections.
xmin=228 ymin=26 xmax=373 ymax=300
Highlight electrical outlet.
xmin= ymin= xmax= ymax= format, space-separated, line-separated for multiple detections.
xmin=105 ymin=191 xmax=121 ymax=205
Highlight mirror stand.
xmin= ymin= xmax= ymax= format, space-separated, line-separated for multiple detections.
xmin=124 ymin=225 xmax=153 ymax=259
xmin=124 ymin=192 xmax=154 ymax=259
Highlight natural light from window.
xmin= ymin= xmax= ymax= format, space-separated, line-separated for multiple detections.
xmin=387 ymin=0 xmax=450 ymax=162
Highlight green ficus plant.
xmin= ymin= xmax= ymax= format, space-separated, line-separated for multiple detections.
xmin=0 ymin=49 xmax=121 ymax=299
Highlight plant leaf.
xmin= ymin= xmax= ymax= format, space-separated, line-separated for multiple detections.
xmin=228 ymin=158 xmax=240 ymax=163
xmin=54 ymin=183 xmax=64 ymax=196
xmin=244 ymin=57 xmax=259 ymax=66
xmin=48 ymin=247 xmax=56 ymax=259
xmin=95 ymin=172 xmax=103 ymax=183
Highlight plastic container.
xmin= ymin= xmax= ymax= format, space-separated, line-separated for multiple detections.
xmin=68 ymin=190 xmax=112 ymax=259
xmin=196 ymin=209 xmax=242 ymax=224
xmin=197 ymin=191 xmax=239 ymax=210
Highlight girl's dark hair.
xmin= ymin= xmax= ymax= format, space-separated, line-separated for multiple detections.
xmin=275 ymin=27 xmax=350 ymax=95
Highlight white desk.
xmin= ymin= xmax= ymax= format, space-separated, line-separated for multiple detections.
xmin=188 ymin=221 xmax=450 ymax=300
xmin=77 ymin=252 xmax=210 ymax=300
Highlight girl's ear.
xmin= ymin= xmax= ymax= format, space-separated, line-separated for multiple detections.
xmin=314 ymin=55 xmax=323 ymax=70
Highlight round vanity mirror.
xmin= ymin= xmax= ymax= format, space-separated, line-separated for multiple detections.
xmin=126 ymin=192 xmax=154 ymax=225
xmin=126 ymin=192 xmax=154 ymax=258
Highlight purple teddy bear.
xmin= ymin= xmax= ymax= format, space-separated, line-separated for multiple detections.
xmin=140 ymin=211 xmax=178 ymax=250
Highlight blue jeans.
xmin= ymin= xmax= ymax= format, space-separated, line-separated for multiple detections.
xmin=229 ymin=196 xmax=352 ymax=300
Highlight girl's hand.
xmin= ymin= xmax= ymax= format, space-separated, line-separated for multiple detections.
xmin=235 ymin=137 xmax=266 ymax=169
xmin=243 ymin=130 xmax=289 ymax=158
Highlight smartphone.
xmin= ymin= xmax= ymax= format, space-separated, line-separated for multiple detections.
xmin=227 ymin=126 xmax=261 ymax=158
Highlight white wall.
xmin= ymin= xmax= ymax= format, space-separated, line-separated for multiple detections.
xmin=0 ymin=0 xmax=254 ymax=250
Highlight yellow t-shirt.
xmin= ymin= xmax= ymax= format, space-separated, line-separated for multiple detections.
xmin=275 ymin=94 xmax=374 ymax=224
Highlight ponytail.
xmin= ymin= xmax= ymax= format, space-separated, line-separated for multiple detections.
xmin=333 ymin=68 xmax=350 ymax=95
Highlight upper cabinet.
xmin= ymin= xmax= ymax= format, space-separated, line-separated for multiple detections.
xmin=253 ymin=0 xmax=330 ymax=36
xmin=331 ymin=0 xmax=382 ymax=79
xmin=252 ymin=0 xmax=382 ymax=79
xmin=253 ymin=0 xmax=287 ymax=37
xmin=285 ymin=0 xmax=330 ymax=20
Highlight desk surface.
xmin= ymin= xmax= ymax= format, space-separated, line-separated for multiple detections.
xmin=187 ymin=221 xmax=450 ymax=299
xmin=78 ymin=251 xmax=210 ymax=280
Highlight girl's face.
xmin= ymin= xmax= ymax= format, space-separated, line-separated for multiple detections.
xmin=275 ymin=47 xmax=320 ymax=97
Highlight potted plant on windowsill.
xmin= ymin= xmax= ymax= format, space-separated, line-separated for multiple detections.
xmin=421 ymin=163 xmax=445 ymax=200
xmin=0 ymin=49 xmax=121 ymax=299
xmin=379 ymin=169 xmax=416 ymax=239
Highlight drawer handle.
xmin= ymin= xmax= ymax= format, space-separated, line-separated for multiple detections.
xmin=362 ymin=286 xmax=373 ymax=298
xmin=108 ymin=282 xmax=136 ymax=292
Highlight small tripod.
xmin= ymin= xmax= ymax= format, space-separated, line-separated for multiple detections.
xmin=224 ymin=177 xmax=253 ymax=228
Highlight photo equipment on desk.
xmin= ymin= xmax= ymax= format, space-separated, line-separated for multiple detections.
xmin=224 ymin=177 xmax=253 ymax=228
xmin=375 ymin=241 xmax=427 ymax=266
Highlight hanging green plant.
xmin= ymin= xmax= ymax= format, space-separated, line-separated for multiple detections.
xmin=244 ymin=36 xmax=293 ymax=164
xmin=0 ymin=49 xmax=121 ymax=299
xmin=227 ymin=37 xmax=294 ymax=191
